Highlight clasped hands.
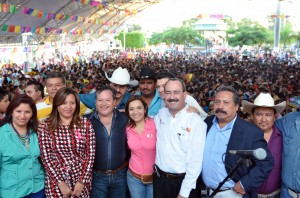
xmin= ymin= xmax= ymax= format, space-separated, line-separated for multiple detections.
xmin=58 ymin=181 xmax=84 ymax=197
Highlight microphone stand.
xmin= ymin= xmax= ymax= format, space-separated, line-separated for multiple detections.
xmin=208 ymin=157 xmax=252 ymax=197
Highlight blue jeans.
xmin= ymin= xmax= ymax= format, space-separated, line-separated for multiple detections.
xmin=127 ymin=170 xmax=153 ymax=198
xmin=281 ymin=184 xmax=293 ymax=198
xmin=23 ymin=189 xmax=44 ymax=198
xmin=91 ymin=168 xmax=127 ymax=198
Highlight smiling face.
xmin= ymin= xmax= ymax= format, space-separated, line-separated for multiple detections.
xmin=164 ymin=80 xmax=187 ymax=115
xmin=12 ymin=103 xmax=33 ymax=128
xmin=252 ymin=107 xmax=276 ymax=133
xmin=96 ymin=90 xmax=116 ymax=117
xmin=128 ymin=99 xmax=146 ymax=124
xmin=57 ymin=94 xmax=76 ymax=121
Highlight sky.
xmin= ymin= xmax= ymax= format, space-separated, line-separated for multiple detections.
xmin=127 ymin=0 xmax=300 ymax=32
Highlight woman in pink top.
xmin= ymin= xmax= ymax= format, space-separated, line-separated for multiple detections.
xmin=125 ymin=95 xmax=157 ymax=198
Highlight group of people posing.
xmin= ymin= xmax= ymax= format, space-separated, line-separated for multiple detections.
xmin=0 ymin=65 xmax=299 ymax=198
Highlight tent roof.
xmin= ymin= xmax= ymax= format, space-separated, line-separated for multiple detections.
xmin=0 ymin=0 xmax=159 ymax=44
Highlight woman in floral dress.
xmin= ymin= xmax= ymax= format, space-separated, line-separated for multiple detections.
xmin=38 ymin=87 xmax=95 ymax=197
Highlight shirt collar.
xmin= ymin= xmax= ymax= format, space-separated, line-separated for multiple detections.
xmin=167 ymin=104 xmax=188 ymax=117
xmin=212 ymin=114 xmax=237 ymax=130
xmin=90 ymin=109 xmax=118 ymax=121
xmin=44 ymin=96 xmax=52 ymax=105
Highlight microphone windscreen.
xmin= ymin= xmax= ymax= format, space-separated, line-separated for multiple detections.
xmin=253 ymin=148 xmax=267 ymax=160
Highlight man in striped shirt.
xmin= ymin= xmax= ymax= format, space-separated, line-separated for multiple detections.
xmin=36 ymin=72 xmax=92 ymax=121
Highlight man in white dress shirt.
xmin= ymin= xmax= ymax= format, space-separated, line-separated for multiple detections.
xmin=154 ymin=78 xmax=207 ymax=198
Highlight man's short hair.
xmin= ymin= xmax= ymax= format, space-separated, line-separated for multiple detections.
xmin=165 ymin=78 xmax=186 ymax=92
xmin=45 ymin=72 xmax=66 ymax=85
xmin=26 ymin=81 xmax=45 ymax=98
xmin=96 ymin=86 xmax=116 ymax=100
xmin=215 ymin=86 xmax=240 ymax=105
xmin=156 ymin=72 xmax=176 ymax=80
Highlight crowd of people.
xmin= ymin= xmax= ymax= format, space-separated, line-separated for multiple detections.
xmin=0 ymin=50 xmax=299 ymax=198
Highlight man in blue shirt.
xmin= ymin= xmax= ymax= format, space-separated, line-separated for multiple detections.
xmin=202 ymin=86 xmax=273 ymax=198
xmin=136 ymin=66 xmax=162 ymax=118
xmin=276 ymin=112 xmax=300 ymax=198
xmin=79 ymin=67 xmax=138 ymax=111
xmin=89 ymin=86 xmax=129 ymax=198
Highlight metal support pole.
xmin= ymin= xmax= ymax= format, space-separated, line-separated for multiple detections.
xmin=274 ymin=0 xmax=281 ymax=49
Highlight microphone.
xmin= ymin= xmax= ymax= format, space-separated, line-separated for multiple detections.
xmin=228 ymin=148 xmax=267 ymax=160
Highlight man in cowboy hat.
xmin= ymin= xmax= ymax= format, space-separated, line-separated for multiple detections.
xmin=242 ymin=93 xmax=286 ymax=198
xmin=79 ymin=67 xmax=138 ymax=111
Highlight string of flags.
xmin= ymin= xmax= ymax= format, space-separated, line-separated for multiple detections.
xmin=269 ymin=15 xmax=290 ymax=19
xmin=0 ymin=23 xmax=117 ymax=35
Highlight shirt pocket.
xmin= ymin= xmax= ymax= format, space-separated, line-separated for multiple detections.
xmin=177 ymin=130 xmax=190 ymax=153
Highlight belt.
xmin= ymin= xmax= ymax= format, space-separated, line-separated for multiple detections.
xmin=258 ymin=188 xmax=281 ymax=198
xmin=206 ymin=188 xmax=233 ymax=197
xmin=288 ymin=188 xmax=300 ymax=198
xmin=157 ymin=167 xmax=185 ymax=179
xmin=93 ymin=162 xmax=128 ymax=174
xmin=129 ymin=168 xmax=153 ymax=184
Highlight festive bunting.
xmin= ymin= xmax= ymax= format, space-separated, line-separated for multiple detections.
xmin=9 ymin=4 xmax=17 ymax=13
xmin=269 ymin=14 xmax=290 ymax=19
xmin=2 ymin=3 xmax=9 ymax=12
xmin=1 ymin=24 xmax=8 ymax=31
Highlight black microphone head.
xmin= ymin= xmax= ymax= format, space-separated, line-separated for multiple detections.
xmin=253 ymin=148 xmax=267 ymax=160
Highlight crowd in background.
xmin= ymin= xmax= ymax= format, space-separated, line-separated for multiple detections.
xmin=1 ymin=50 xmax=299 ymax=116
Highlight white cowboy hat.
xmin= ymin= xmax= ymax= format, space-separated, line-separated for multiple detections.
xmin=242 ymin=93 xmax=286 ymax=114
xmin=105 ymin=67 xmax=138 ymax=86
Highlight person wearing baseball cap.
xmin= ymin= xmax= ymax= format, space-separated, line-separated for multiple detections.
xmin=242 ymin=93 xmax=286 ymax=198
xmin=79 ymin=67 xmax=138 ymax=110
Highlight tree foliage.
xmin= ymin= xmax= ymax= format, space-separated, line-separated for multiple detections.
xmin=115 ymin=31 xmax=145 ymax=48
xmin=149 ymin=26 xmax=203 ymax=46
xmin=280 ymin=22 xmax=296 ymax=48
xmin=226 ymin=18 xmax=272 ymax=47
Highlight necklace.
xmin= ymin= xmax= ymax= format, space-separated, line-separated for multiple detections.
xmin=11 ymin=123 xmax=30 ymax=150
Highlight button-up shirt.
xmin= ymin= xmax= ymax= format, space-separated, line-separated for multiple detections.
xmin=276 ymin=112 xmax=300 ymax=192
xmin=154 ymin=105 xmax=207 ymax=197
xmin=127 ymin=118 xmax=156 ymax=174
xmin=257 ymin=125 xmax=282 ymax=194
xmin=202 ymin=116 xmax=237 ymax=189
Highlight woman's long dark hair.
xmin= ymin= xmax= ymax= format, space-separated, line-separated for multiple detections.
xmin=0 ymin=94 xmax=38 ymax=132
xmin=125 ymin=95 xmax=148 ymax=128
xmin=46 ymin=87 xmax=81 ymax=133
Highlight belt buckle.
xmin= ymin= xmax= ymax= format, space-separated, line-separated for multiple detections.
xmin=166 ymin=173 xmax=174 ymax=178
xmin=141 ymin=174 xmax=152 ymax=184
xmin=105 ymin=170 xmax=114 ymax=174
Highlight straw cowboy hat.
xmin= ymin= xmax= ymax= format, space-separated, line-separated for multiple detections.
xmin=242 ymin=93 xmax=286 ymax=114
xmin=105 ymin=67 xmax=138 ymax=86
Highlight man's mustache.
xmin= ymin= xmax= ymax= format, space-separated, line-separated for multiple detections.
xmin=215 ymin=109 xmax=227 ymax=114
xmin=167 ymin=99 xmax=179 ymax=103
xmin=143 ymin=89 xmax=150 ymax=92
